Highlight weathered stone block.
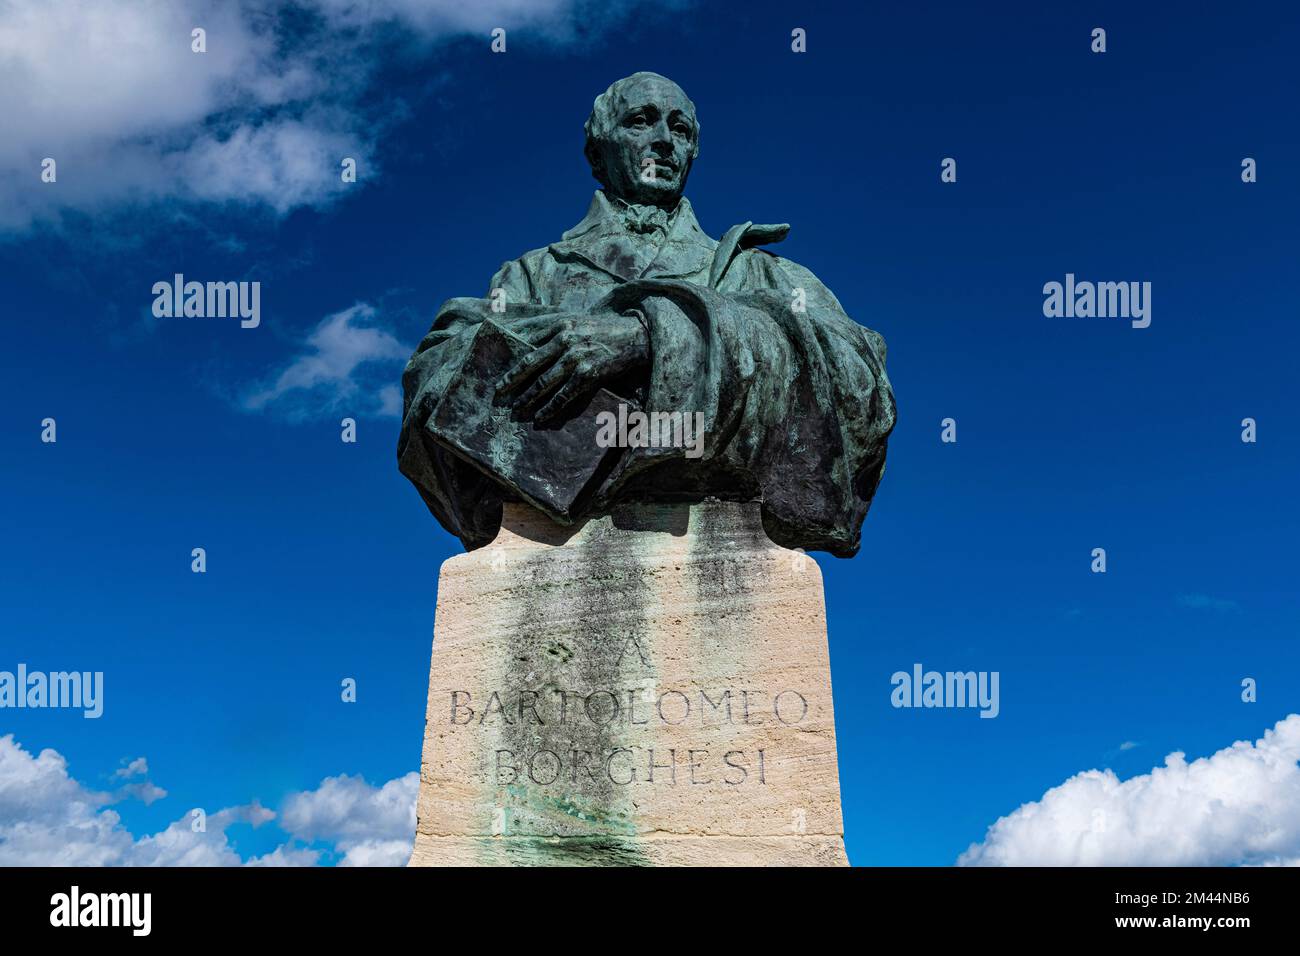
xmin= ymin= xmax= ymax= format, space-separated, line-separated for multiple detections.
xmin=409 ymin=499 xmax=849 ymax=866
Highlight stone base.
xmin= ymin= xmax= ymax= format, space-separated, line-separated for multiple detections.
xmin=410 ymin=499 xmax=849 ymax=867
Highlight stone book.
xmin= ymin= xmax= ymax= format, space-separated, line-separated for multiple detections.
xmin=424 ymin=319 xmax=628 ymax=522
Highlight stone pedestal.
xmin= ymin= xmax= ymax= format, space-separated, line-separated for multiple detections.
xmin=409 ymin=499 xmax=849 ymax=866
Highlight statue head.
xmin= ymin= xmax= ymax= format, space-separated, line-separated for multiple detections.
xmin=584 ymin=72 xmax=700 ymax=209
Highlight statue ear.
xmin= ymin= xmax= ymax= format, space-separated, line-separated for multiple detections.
xmin=584 ymin=140 xmax=607 ymax=186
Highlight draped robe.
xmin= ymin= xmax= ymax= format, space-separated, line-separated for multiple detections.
xmin=398 ymin=191 xmax=896 ymax=557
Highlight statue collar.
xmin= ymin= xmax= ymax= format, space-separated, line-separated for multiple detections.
xmin=553 ymin=191 xmax=716 ymax=282
xmin=561 ymin=191 xmax=700 ymax=240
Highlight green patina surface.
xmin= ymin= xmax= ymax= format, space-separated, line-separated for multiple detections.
xmin=481 ymin=514 xmax=655 ymax=866
xmin=398 ymin=72 xmax=896 ymax=559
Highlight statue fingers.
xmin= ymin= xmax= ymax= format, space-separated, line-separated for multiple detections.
xmin=514 ymin=358 xmax=576 ymax=419
xmin=497 ymin=339 xmax=562 ymax=396
xmin=534 ymin=372 xmax=594 ymax=426
xmin=510 ymin=314 xmax=568 ymax=347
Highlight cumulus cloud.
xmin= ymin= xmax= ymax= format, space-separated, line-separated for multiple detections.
xmin=0 ymin=734 xmax=127 ymax=866
xmin=279 ymin=772 xmax=419 ymax=866
xmin=959 ymin=715 xmax=1300 ymax=866
xmin=0 ymin=0 xmax=670 ymax=232
xmin=0 ymin=734 xmax=279 ymax=865
xmin=245 ymin=844 xmax=324 ymax=867
xmin=126 ymin=803 xmax=277 ymax=867
xmin=240 ymin=303 xmax=409 ymax=421
xmin=0 ymin=734 xmax=415 ymax=866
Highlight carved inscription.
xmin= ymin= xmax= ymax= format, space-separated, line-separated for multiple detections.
xmin=447 ymin=687 xmax=811 ymax=788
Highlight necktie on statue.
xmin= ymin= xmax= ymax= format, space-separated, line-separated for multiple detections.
xmin=620 ymin=203 xmax=671 ymax=235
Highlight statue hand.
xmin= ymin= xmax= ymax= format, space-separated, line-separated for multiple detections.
xmin=497 ymin=311 xmax=649 ymax=425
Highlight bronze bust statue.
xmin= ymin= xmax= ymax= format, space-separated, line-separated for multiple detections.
xmin=398 ymin=72 xmax=895 ymax=557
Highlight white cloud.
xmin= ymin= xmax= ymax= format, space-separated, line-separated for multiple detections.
xmin=0 ymin=734 xmax=280 ymax=865
xmin=126 ymin=803 xmax=275 ymax=867
xmin=117 ymin=781 xmax=170 ymax=806
xmin=114 ymin=757 xmax=150 ymax=779
xmin=0 ymin=734 xmax=128 ymax=866
xmin=0 ymin=0 xmax=352 ymax=231
xmin=959 ymin=715 xmax=1300 ymax=866
xmin=172 ymin=116 xmax=363 ymax=216
xmin=106 ymin=757 xmax=169 ymax=805
xmin=0 ymin=0 xmax=668 ymax=232
xmin=279 ymin=772 xmax=419 ymax=866
xmin=0 ymin=734 xmax=415 ymax=866
xmin=245 ymin=844 xmax=323 ymax=867
xmin=240 ymin=303 xmax=409 ymax=421
xmin=331 ymin=838 xmax=415 ymax=867
xmin=376 ymin=383 xmax=404 ymax=418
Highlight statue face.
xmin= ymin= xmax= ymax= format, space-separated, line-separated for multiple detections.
xmin=594 ymin=75 xmax=697 ymax=207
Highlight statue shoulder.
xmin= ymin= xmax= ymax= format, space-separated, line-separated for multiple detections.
xmin=733 ymin=247 xmax=845 ymax=310
xmin=732 ymin=247 xmax=886 ymax=358
xmin=486 ymin=244 xmax=554 ymax=297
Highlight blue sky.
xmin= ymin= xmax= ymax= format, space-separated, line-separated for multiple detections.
xmin=1 ymin=0 xmax=1298 ymax=866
